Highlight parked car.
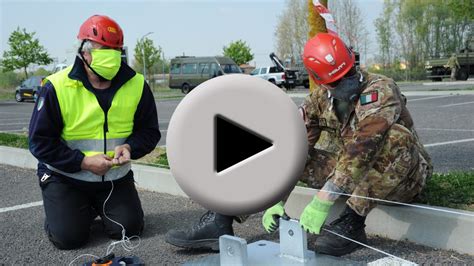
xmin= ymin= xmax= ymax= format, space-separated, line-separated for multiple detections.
xmin=169 ymin=56 xmax=242 ymax=94
xmin=15 ymin=76 xmax=45 ymax=102
xmin=250 ymin=66 xmax=287 ymax=87
xmin=269 ymin=53 xmax=297 ymax=89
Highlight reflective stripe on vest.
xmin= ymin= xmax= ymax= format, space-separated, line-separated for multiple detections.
xmin=66 ymin=138 xmax=128 ymax=152
xmin=45 ymin=66 xmax=144 ymax=182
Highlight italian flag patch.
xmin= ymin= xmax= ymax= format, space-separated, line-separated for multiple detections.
xmin=360 ymin=91 xmax=379 ymax=105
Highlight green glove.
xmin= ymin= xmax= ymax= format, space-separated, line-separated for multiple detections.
xmin=299 ymin=197 xmax=334 ymax=234
xmin=262 ymin=201 xmax=285 ymax=233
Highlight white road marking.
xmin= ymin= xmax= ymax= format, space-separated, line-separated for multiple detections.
xmin=0 ymin=122 xmax=29 ymax=126
xmin=0 ymin=129 xmax=28 ymax=133
xmin=0 ymin=201 xmax=43 ymax=213
xmin=440 ymin=101 xmax=474 ymax=108
xmin=408 ymin=95 xmax=453 ymax=102
xmin=0 ymin=117 xmax=31 ymax=121
xmin=418 ymin=128 xmax=474 ymax=132
xmin=425 ymin=138 xmax=474 ymax=147
xmin=0 ymin=112 xmax=32 ymax=115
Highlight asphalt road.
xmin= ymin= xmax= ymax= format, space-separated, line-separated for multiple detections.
xmin=2 ymin=83 xmax=473 ymax=173
xmin=1 ymin=164 xmax=473 ymax=265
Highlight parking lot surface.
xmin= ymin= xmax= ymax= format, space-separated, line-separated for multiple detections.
xmin=1 ymin=164 xmax=473 ymax=265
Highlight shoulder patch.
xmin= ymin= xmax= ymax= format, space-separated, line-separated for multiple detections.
xmin=37 ymin=97 xmax=45 ymax=111
xmin=360 ymin=91 xmax=379 ymax=105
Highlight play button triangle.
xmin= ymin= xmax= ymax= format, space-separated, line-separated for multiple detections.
xmin=215 ymin=115 xmax=273 ymax=173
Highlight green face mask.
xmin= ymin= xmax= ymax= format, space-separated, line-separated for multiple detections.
xmin=90 ymin=49 xmax=122 ymax=80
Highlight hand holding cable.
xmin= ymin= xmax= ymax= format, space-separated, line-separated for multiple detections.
xmin=112 ymin=144 xmax=131 ymax=166
xmin=81 ymin=154 xmax=113 ymax=176
xmin=299 ymin=196 xmax=334 ymax=234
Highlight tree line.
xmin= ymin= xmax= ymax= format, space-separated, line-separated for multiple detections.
xmin=1 ymin=28 xmax=254 ymax=89
xmin=274 ymin=0 xmax=472 ymax=81
xmin=374 ymin=0 xmax=473 ymax=80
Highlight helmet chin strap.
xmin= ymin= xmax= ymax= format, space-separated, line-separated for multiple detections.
xmin=78 ymin=40 xmax=109 ymax=82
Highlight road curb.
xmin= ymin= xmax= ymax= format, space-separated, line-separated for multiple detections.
xmin=1 ymin=146 xmax=473 ymax=255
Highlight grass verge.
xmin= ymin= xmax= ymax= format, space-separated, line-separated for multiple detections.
xmin=152 ymin=86 xmax=184 ymax=100
xmin=418 ymin=172 xmax=474 ymax=211
xmin=134 ymin=146 xmax=169 ymax=169
xmin=0 ymin=134 xmax=472 ymax=211
xmin=0 ymin=132 xmax=28 ymax=149
xmin=0 ymin=88 xmax=14 ymax=101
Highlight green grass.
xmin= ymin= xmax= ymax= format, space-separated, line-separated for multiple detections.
xmin=0 ymin=134 xmax=472 ymax=211
xmin=134 ymin=146 xmax=169 ymax=169
xmin=0 ymin=88 xmax=14 ymax=101
xmin=0 ymin=132 xmax=29 ymax=149
xmin=151 ymin=86 xmax=184 ymax=100
xmin=418 ymin=172 xmax=474 ymax=211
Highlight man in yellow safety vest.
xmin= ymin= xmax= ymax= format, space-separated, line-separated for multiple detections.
xmin=29 ymin=15 xmax=160 ymax=249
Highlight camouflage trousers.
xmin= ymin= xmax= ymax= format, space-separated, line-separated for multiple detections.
xmin=451 ymin=67 xmax=457 ymax=81
xmin=235 ymin=123 xmax=432 ymax=222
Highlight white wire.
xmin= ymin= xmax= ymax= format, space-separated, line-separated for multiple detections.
xmin=68 ymin=178 xmax=141 ymax=265
xmin=322 ymin=228 xmax=416 ymax=265
xmin=316 ymin=188 xmax=474 ymax=217
xmin=68 ymin=254 xmax=99 ymax=266
xmin=306 ymin=184 xmax=473 ymax=264
xmin=103 ymin=179 xmax=141 ymax=255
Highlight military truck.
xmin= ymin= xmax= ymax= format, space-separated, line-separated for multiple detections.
xmin=425 ymin=43 xmax=473 ymax=81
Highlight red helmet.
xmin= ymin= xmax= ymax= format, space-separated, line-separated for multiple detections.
xmin=77 ymin=15 xmax=124 ymax=48
xmin=303 ymin=33 xmax=355 ymax=85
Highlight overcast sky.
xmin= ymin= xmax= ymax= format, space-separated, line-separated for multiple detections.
xmin=0 ymin=0 xmax=383 ymax=70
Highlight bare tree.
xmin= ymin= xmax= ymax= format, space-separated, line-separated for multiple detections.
xmin=275 ymin=0 xmax=309 ymax=64
xmin=329 ymin=0 xmax=369 ymax=66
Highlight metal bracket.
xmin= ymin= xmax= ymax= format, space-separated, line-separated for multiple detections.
xmin=217 ymin=219 xmax=316 ymax=265
xmin=184 ymin=218 xmax=360 ymax=266
xmin=219 ymin=235 xmax=248 ymax=265
xmin=279 ymin=218 xmax=315 ymax=263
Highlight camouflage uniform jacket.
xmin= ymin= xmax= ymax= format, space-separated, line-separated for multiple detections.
xmin=302 ymin=71 xmax=431 ymax=193
xmin=447 ymin=56 xmax=460 ymax=69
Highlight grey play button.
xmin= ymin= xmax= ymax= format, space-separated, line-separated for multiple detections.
xmin=167 ymin=74 xmax=307 ymax=216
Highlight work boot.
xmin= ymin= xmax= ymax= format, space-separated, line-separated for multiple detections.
xmin=315 ymin=206 xmax=367 ymax=256
xmin=165 ymin=210 xmax=234 ymax=251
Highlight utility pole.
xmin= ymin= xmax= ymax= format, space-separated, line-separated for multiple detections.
xmin=307 ymin=0 xmax=328 ymax=92
xmin=162 ymin=51 xmax=166 ymax=86
xmin=140 ymin=32 xmax=153 ymax=82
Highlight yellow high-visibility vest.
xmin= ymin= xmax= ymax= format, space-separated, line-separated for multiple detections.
xmin=44 ymin=66 xmax=144 ymax=182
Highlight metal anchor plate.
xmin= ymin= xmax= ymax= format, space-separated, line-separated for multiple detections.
xmin=184 ymin=219 xmax=362 ymax=266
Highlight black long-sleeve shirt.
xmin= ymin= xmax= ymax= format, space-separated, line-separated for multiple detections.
xmin=29 ymin=56 xmax=160 ymax=176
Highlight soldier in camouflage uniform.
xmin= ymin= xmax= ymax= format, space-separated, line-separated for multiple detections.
xmin=447 ymin=53 xmax=460 ymax=81
xmin=165 ymin=33 xmax=432 ymax=256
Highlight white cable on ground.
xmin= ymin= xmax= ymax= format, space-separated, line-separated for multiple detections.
xmin=316 ymin=189 xmax=474 ymax=217
xmin=103 ymin=179 xmax=141 ymax=255
xmin=323 ymin=228 xmax=416 ymax=265
xmin=68 ymin=178 xmax=141 ymax=265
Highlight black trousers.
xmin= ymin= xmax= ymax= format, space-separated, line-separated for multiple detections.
xmin=39 ymin=171 xmax=144 ymax=250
